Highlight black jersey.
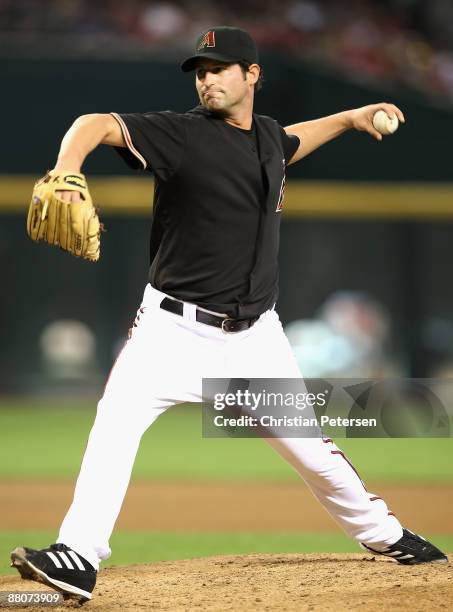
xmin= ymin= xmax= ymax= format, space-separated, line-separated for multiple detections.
xmin=112 ymin=106 xmax=299 ymax=319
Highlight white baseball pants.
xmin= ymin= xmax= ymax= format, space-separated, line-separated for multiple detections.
xmin=58 ymin=284 xmax=403 ymax=569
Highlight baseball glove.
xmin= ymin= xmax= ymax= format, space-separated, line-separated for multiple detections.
xmin=27 ymin=170 xmax=103 ymax=262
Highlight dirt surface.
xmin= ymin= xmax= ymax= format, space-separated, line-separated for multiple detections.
xmin=2 ymin=482 xmax=452 ymax=610
xmin=1 ymin=481 xmax=453 ymax=532
xmin=1 ymin=553 xmax=452 ymax=611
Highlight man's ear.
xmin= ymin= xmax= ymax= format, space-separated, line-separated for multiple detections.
xmin=247 ymin=63 xmax=260 ymax=86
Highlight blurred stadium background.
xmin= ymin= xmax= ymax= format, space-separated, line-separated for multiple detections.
xmin=1 ymin=0 xmax=452 ymax=574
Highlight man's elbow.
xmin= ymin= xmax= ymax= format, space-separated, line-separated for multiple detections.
xmin=72 ymin=112 xmax=106 ymax=126
xmin=73 ymin=113 xmax=124 ymax=146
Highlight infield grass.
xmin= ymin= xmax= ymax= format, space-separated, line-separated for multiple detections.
xmin=0 ymin=400 xmax=452 ymax=482
xmin=2 ymin=531 xmax=453 ymax=576
xmin=1 ymin=400 xmax=452 ymax=578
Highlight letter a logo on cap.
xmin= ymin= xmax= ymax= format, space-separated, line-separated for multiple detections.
xmin=197 ymin=31 xmax=216 ymax=51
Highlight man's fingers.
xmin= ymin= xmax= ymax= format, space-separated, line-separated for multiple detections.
xmin=379 ymin=103 xmax=405 ymax=124
xmin=392 ymin=106 xmax=406 ymax=123
xmin=372 ymin=129 xmax=383 ymax=141
xmin=55 ymin=190 xmax=81 ymax=203
xmin=360 ymin=114 xmax=383 ymax=140
xmin=55 ymin=190 xmax=72 ymax=202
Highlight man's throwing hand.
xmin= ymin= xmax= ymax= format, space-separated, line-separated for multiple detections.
xmin=348 ymin=103 xmax=405 ymax=141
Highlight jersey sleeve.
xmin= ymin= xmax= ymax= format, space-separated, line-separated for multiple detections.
xmin=279 ymin=126 xmax=300 ymax=165
xmin=111 ymin=111 xmax=186 ymax=180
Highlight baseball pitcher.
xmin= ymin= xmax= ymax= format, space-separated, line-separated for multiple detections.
xmin=12 ymin=26 xmax=447 ymax=603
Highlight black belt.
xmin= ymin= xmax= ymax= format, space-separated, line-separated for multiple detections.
xmin=160 ymin=297 xmax=259 ymax=333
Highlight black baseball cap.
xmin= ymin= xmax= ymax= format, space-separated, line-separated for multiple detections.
xmin=181 ymin=26 xmax=259 ymax=72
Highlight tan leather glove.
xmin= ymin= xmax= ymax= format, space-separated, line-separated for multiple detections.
xmin=27 ymin=171 xmax=102 ymax=262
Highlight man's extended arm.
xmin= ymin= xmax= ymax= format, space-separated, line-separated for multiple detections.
xmin=52 ymin=113 xmax=125 ymax=202
xmin=285 ymin=103 xmax=405 ymax=165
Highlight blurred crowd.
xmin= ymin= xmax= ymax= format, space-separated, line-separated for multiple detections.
xmin=1 ymin=0 xmax=453 ymax=106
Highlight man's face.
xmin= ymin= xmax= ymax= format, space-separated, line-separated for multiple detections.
xmin=195 ymin=59 xmax=251 ymax=115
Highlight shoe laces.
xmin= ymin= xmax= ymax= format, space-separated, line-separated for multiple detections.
xmin=49 ymin=543 xmax=69 ymax=552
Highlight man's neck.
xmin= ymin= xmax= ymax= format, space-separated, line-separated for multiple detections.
xmin=224 ymin=112 xmax=253 ymax=130
xmin=222 ymin=98 xmax=254 ymax=130
xmin=224 ymin=105 xmax=253 ymax=130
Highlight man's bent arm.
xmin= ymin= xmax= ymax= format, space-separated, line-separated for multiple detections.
xmin=55 ymin=113 xmax=125 ymax=172
xmin=285 ymin=103 xmax=405 ymax=165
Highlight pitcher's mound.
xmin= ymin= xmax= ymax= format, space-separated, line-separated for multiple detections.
xmin=1 ymin=553 xmax=451 ymax=611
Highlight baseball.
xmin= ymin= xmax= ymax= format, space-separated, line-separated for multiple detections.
xmin=372 ymin=109 xmax=399 ymax=135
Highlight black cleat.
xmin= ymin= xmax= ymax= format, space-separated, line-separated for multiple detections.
xmin=11 ymin=543 xmax=96 ymax=603
xmin=361 ymin=529 xmax=448 ymax=565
